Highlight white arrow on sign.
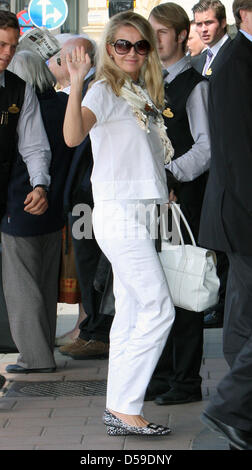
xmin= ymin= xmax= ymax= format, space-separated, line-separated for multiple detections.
xmin=37 ymin=0 xmax=51 ymax=25
xmin=46 ymin=8 xmax=62 ymax=24
xmin=37 ymin=0 xmax=62 ymax=26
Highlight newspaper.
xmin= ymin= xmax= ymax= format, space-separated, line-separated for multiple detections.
xmin=17 ymin=28 xmax=60 ymax=60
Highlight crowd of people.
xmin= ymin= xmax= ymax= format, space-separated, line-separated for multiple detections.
xmin=0 ymin=0 xmax=251 ymax=449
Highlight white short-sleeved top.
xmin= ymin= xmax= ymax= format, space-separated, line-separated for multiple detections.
xmin=81 ymin=80 xmax=169 ymax=203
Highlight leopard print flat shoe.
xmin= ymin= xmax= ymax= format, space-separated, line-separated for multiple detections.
xmin=103 ymin=409 xmax=171 ymax=436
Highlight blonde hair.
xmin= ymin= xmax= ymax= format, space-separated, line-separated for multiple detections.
xmin=95 ymin=11 xmax=164 ymax=109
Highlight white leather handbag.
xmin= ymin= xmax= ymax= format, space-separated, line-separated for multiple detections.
xmin=158 ymin=202 xmax=220 ymax=312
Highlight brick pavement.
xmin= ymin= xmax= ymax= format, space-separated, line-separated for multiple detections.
xmin=0 ymin=308 xmax=229 ymax=450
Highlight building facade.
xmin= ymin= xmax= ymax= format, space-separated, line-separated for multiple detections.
xmin=6 ymin=0 xmax=235 ymax=40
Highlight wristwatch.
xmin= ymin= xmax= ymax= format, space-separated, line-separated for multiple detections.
xmin=34 ymin=184 xmax=49 ymax=193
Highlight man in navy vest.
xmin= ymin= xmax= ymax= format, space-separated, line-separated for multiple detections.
xmin=0 ymin=11 xmax=50 ymax=221
xmin=146 ymin=2 xmax=211 ymax=406
xmin=0 ymin=11 xmax=51 ymax=389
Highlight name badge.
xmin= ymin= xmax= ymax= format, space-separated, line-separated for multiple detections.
xmin=8 ymin=104 xmax=20 ymax=114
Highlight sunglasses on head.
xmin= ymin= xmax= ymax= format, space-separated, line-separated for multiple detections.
xmin=110 ymin=39 xmax=150 ymax=55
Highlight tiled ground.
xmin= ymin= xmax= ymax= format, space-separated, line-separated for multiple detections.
xmin=0 ymin=306 xmax=229 ymax=450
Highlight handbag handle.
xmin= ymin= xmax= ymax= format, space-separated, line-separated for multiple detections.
xmin=169 ymin=202 xmax=197 ymax=247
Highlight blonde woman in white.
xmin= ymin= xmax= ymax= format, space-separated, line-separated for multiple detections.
xmin=64 ymin=11 xmax=175 ymax=436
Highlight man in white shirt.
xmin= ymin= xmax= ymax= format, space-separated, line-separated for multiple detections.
xmin=192 ymin=0 xmax=232 ymax=77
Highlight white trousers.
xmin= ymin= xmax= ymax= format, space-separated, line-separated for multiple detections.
xmin=93 ymin=200 xmax=175 ymax=415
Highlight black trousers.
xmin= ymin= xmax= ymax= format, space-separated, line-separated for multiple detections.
xmin=147 ymin=308 xmax=204 ymax=395
xmin=210 ymin=250 xmax=229 ymax=312
xmin=206 ymin=252 xmax=252 ymax=431
xmin=70 ymin=213 xmax=112 ymax=343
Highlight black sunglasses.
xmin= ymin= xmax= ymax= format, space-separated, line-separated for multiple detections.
xmin=110 ymin=39 xmax=150 ymax=56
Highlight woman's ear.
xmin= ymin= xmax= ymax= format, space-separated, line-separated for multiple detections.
xmin=106 ymin=43 xmax=114 ymax=59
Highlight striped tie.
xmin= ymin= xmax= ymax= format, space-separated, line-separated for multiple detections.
xmin=203 ymin=49 xmax=213 ymax=76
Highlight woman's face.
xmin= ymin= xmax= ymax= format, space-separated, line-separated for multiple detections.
xmin=107 ymin=25 xmax=148 ymax=81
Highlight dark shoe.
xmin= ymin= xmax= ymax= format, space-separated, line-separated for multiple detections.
xmin=144 ymin=385 xmax=171 ymax=401
xmin=0 ymin=374 xmax=6 ymax=390
xmin=6 ymin=364 xmax=56 ymax=374
xmin=69 ymin=339 xmax=109 ymax=360
xmin=201 ymin=411 xmax=252 ymax=450
xmin=155 ymin=389 xmax=202 ymax=406
xmin=103 ymin=409 xmax=171 ymax=436
xmin=144 ymin=389 xmax=158 ymax=401
xmin=204 ymin=310 xmax=223 ymax=328
xmin=59 ymin=337 xmax=89 ymax=356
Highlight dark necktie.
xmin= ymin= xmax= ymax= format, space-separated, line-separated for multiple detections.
xmin=162 ymin=69 xmax=169 ymax=80
xmin=162 ymin=70 xmax=169 ymax=93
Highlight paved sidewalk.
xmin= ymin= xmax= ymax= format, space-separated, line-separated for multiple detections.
xmin=0 ymin=305 xmax=229 ymax=450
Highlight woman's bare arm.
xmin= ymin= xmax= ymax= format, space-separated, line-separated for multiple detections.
xmin=63 ymin=46 xmax=97 ymax=147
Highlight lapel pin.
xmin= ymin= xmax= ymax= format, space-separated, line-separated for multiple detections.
xmin=163 ymin=107 xmax=174 ymax=118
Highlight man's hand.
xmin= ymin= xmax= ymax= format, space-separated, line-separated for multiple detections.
xmin=169 ymin=189 xmax=178 ymax=203
xmin=24 ymin=187 xmax=48 ymax=215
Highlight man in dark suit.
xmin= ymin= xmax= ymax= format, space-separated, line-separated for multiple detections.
xmin=192 ymin=0 xmax=232 ymax=328
xmin=192 ymin=0 xmax=232 ymax=77
xmin=199 ymin=0 xmax=252 ymax=450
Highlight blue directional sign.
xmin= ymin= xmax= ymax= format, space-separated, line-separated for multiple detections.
xmin=28 ymin=0 xmax=68 ymax=30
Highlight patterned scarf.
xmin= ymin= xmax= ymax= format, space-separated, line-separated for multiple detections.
xmin=120 ymin=80 xmax=174 ymax=164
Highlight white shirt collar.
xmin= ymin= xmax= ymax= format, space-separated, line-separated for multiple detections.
xmin=84 ymin=66 xmax=96 ymax=81
xmin=208 ymin=33 xmax=229 ymax=57
xmin=165 ymin=55 xmax=191 ymax=83
xmin=240 ymin=29 xmax=252 ymax=42
xmin=61 ymin=66 xmax=96 ymax=95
